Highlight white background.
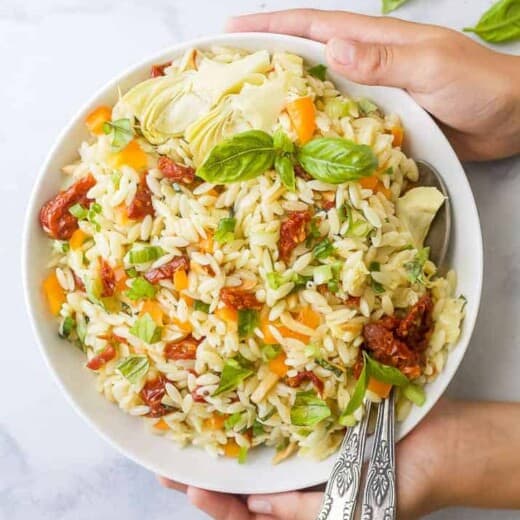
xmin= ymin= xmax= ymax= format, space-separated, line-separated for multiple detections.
xmin=2 ymin=0 xmax=519 ymax=518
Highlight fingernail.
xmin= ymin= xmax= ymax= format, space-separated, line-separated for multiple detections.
xmin=328 ymin=38 xmax=356 ymax=65
xmin=248 ymin=498 xmax=273 ymax=514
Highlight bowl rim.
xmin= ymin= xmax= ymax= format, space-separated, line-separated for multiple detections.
xmin=22 ymin=31 xmax=483 ymax=494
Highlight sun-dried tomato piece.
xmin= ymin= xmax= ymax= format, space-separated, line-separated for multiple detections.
xmin=285 ymin=371 xmax=324 ymax=395
xmin=278 ymin=210 xmax=312 ymax=263
xmin=220 ymin=287 xmax=262 ymax=310
xmin=396 ymin=294 xmax=433 ymax=351
xmin=164 ymin=335 xmax=201 ymax=360
xmin=99 ymin=258 xmax=116 ymax=297
xmin=39 ymin=174 xmax=96 ymax=240
xmin=344 ymin=295 xmax=361 ymax=308
xmin=86 ymin=344 xmax=116 ymax=370
xmin=144 ymin=255 xmax=190 ymax=284
xmin=127 ymin=176 xmax=154 ymax=220
xmin=140 ymin=376 xmax=172 ymax=417
xmin=72 ymin=271 xmax=85 ymax=291
xmin=294 ymin=163 xmax=312 ymax=181
xmin=150 ymin=61 xmax=172 ymax=77
xmin=363 ymin=322 xmax=422 ymax=379
xmin=157 ymin=156 xmax=195 ymax=184
xmin=191 ymin=387 xmax=206 ymax=403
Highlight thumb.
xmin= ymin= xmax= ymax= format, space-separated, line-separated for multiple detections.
xmin=326 ymin=37 xmax=413 ymax=89
xmin=247 ymin=491 xmax=323 ymax=519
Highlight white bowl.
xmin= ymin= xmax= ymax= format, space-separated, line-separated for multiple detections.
xmin=22 ymin=32 xmax=483 ymax=494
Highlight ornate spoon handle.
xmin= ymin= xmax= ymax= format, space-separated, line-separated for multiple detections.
xmin=316 ymin=400 xmax=372 ymax=520
xmin=360 ymin=390 xmax=396 ymax=520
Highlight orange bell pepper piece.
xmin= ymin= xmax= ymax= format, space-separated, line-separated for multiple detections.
xmin=69 ymin=228 xmax=88 ymax=251
xmin=286 ymin=97 xmax=316 ymax=144
xmin=298 ymin=306 xmax=321 ymax=329
xmin=85 ymin=105 xmax=112 ymax=135
xmin=204 ymin=413 xmax=227 ymax=430
xmin=42 ymin=272 xmax=66 ymax=316
xmin=140 ymin=300 xmax=164 ymax=325
xmin=391 ymin=126 xmax=404 ymax=147
xmin=367 ymin=377 xmax=393 ymax=399
xmin=110 ymin=139 xmax=148 ymax=171
xmin=173 ymin=269 xmax=189 ymax=291
xmin=224 ymin=439 xmax=241 ymax=458
xmin=154 ymin=419 xmax=170 ymax=431
xmin=268 ymin=352 xmax=288 ymax=377
xmin=260 ymin=308 xmax=278 ymax=345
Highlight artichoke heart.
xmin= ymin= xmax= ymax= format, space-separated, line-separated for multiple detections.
xmin=396 ymin=186 xmax=445 ymax=247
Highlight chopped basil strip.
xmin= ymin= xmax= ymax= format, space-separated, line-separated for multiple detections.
xmin=212 ymin=358 xmax=254 ymax=396
xmin=126 ymin=277 xmax=156 ymax=300
xmin=238 ymin=309 xmax=259 ymax=339
xmin=128 ymin=246 xmax=165 ymax=264
xmin=313 ymin=238 xmax=334 ymax=259
xmin=290 ymin=390 xmax=331 ymax=426
xmin=193 ymin=300 xmax=210 ymax=313
xmin=59 ymin=316 xmax=76 ymax=339
xmin=369 ymin=261 xmax=381 ymax=272
xmin=224 ymin=412 xmax=243 ymax=431
xmin=52 ymin=240 xmax=70 ymax=254
xmin=316 ymin=358 xmax=344 ymax=377
xmin=371 ymin=278 xmax=386 ymax=294
xmin=308 ymin=63 xmax=327 ymax=80
xmin=130 ymin=313 xmax=162 ymax=343
xmin=116 ymin=355 xmax=150 ymax=384
xmin=252 ymin=419 xmax=265 ymax=436
xmin=238 ymin=446 xmax=248 ymax=464
xmin=262 ymin=344 xmax=282 ymax=362
xmin=103 ymin=118 xmax=134 ymax=151
xmin=214 ymin=217 xmax=236 ymax=244
xmin=405 ymin=247 xmax=430 ymax=284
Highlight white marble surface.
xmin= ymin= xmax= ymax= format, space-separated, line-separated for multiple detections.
xmin=2 ymin=0 xmax=519 ymax=518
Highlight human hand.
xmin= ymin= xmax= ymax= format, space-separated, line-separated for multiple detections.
xmin=159 ymin=398 xmax=460 ymax=520
xmin=227 ymin=9 xmax=520 ymax=162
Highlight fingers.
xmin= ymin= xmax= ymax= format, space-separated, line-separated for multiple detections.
xmin=157 ymin=476 xmax=187 ymax=493
xmin=187 ymin=488 xmax=253 ymax=520
xmin=247 ymin=491 xmax=323 ymax=520
xmin=326 ymin=37 xmax=417 ymax=89
xmin=227 ymin=9 xmax=429 ymax=45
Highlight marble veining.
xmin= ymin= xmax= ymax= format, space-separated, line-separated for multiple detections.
xmin=2 ymin=1 xmax=519 ymax=519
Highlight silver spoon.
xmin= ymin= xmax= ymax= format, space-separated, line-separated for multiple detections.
xmin=316 ymin=161 xmax=450 ymax=520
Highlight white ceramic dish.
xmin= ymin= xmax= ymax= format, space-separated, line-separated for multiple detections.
xmin=22 ymin=32 xmax=483 ymax=494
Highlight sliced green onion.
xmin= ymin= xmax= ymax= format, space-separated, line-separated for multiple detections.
xmin=238 ymin=446 xmax=248 ymax=464
xmin=59 ymin=316 xmax=76 ymax=339
xmin=224 ymin=412 xmax=243 ymax=431
xmin=313 ymin=264 xmax=333 ymax=285
xmin=69 ymin=203 xmax=87 ymax=219
xmin=304 ymin=343 xmax=320 ymax=358
xmin=128 ymin=246 xmax=165 ymax=264
xmin=130 ymin=313 xmax=162 ymax=343
xmin=116 ymin=355 xmax=150 ymax=384
xmin=53 ymin=240 xmax=70 ymax=254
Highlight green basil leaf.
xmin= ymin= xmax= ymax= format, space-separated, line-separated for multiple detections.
xmin=342 ymin=362 xmax=368 ymax=416
xmin=238 ymin=309 xmax=259 ymax=339
xmin=212 ymin=358 xmax=254 ymax=396
xmin=307 ymin=64 xmax=327 ymax=80
xmin=130 ymin=313 xmax=162 ymax=344
xmin=69 ymin=203 xmax=87 ymax=219
xmin=116 ymin=355 xmax=150 ymax=384
xmin=382 ymin=0 xmax=410 ymax=14
xmin=313 ymin=238 xmax=335 ymax=259
xmin=53 ymin=240 xmax=70 ymax=254
xmin=272 ymin=129 xmax=294 ymax=154
xmin=266 ymin=272 xmax=286 ymax=290
xmin=275 ymin=155 xmax=296 ymax=191
xmin=404 ymin=247 xmax=430 ymax=284
xmin=364 ymin=352 xmax=409 ymax=387
xmin=297 ymin=137 xmax=378 ymax=184
xmin=103 ymin=118 xmax=134 ymax=151
xmin=194 ymin=300 xmax=210 ymax=313
xmin=290 ymin=390 xmax=331 ymax=426
xmin=126 ymin=277 xmax=156 ymax=300
xmin=315 ymin=358 xmax=344 ymax=377
xmin=128 ymin=246 xmax=165 ymax=264
xmin=463 ymin=0 xmax=520 ymax=43
xmin=214 ymin=217 xmax=236 ymax=244
xmin=198 ymin=130 xmax=276 ymax=184
xmin=403 ymin=383 xmax=426 ymax=406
